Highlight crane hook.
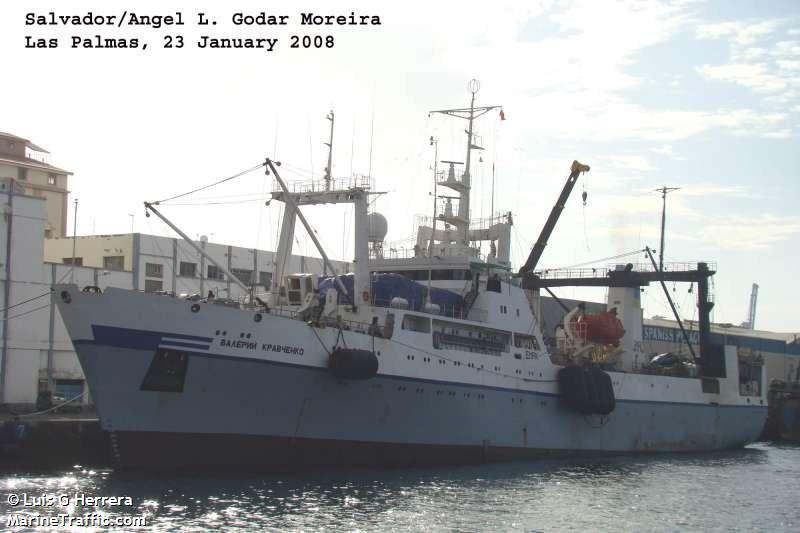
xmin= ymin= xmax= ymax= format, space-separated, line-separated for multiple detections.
xmin=582 ymin=190 xmax=588 ymax=206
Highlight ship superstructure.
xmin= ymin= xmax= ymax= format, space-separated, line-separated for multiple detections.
xmin=54 ymin=82 xmax=767 ymax=470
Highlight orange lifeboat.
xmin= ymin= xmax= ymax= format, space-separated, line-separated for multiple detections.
xmin=573 ymin=309 xmax=625 ymax=346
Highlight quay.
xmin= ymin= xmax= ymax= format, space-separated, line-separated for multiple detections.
xmin=0 ymin=412 xmax=111 ymax=470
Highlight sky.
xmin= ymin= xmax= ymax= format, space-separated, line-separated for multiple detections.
xmin=1 ymin=0 xmax=798 ymax=332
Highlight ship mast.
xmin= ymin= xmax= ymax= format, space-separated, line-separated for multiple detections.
xmin=324 ymin=111 xmax=334 ymax=190
xmin=655 ymin=185 xmax=680 ymax=271
xmin=430 ymin=79 xmax=502 ymax=246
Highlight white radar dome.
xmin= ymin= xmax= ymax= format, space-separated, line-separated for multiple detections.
xmin=368 ymin=212 xmax=388 ymax=242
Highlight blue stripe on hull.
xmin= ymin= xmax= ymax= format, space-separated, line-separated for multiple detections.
xmin=90 ymin=325 xmax=213 ymax=350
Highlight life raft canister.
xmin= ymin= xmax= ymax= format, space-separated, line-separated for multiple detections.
xmin=574 ymin=309 xmax=625 ymax=346
xmin=329 ymin=348 xmax=378 ymax=380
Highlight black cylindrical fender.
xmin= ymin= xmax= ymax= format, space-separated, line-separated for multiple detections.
xmin=329 ymin=348 xmax=379 ymax=380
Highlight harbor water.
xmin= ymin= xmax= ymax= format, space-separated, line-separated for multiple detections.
xmin=2 ymin=443 xmax=799 ymax=531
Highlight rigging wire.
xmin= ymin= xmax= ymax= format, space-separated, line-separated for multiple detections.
xmin=18 ymin=391 xmax=88 ymax=418
xmin=308 ymin=119 xmax=315 ymax=178
xmin=160 ymin=198 xmax=267 ymax=207
xmin=1 ymin=290 xmax=52 ymax=316
xmin=4 ymin=303 xmax=50 ymax=322
xmin=547 ymin=249 xmax=646 ymax=271
xmin=581 ymin=179 xmax=591 ymax=252
xmin=153 ymin=162 xmax=266 ymax=205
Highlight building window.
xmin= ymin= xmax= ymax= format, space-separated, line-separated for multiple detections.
xmin=54 ymin=379 xmax=84 ymax=405
xmin=44 ymin=229 xmax=52 ymax=239
xmin=231 ymin=268 xmax=254 ymax=285
xmin=259 ymin=271 xmax=272 ymax=287
xmin=62 ymin=257 xmax=83 ymax=266
xmin=179 ymin=261 xmax=197 ymax=277
xmin=48 ymin=174 xmax=57 ymax=185
xmin=103 ymin=256 xmax=124 ymax=271
xmin=207 ymin=265 xmax=224 ymax=280
xmin=17 ymin=167 xmax=27 ymax=181
xmin=144 ymin=279 xmax=163 ymax=293
xmin=145 ymin=262 xmax=163 ymax=278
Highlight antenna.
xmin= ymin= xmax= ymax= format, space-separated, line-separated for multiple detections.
xmin=655 ymin=186 xmax=680 ymax=271
xmin=350 ymin=117 xmax=355 ymax=178
xmin=367 ymin=111 xmax=375 ymax=179
xmin=427 ymin=136 xmax=439 ymax=304
xmin=429 ymin=79 xmax=503 ymax=245
xmin=491 ymin=162 xmax=495 ymax=221
xmin=70 ymin=199 xmax=78 ymax=283
xmin=324 ymin=111 xmax=334 ymax=190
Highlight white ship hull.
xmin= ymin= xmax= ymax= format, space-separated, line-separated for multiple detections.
xmin=56 ymin=286 xmax=768 ymax=470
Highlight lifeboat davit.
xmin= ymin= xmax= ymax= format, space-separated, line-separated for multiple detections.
xmin=574 ymin=309 xmax=625 ymax=346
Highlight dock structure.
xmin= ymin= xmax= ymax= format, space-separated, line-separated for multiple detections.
xmin=763 ymin=380 xmax=800 ymax=441
xmin=0 ymin=412 xmax=110 ymax=469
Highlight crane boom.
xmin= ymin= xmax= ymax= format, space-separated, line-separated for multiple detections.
xmin=745 ymin=283 xmax=759 ymax=329
xmin=518 ymin=160 xmax=590 ymax=276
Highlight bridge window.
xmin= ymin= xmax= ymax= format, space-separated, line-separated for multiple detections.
xmin=432 ymin=320 xmax=510 ymax=355
xmin=402 ymin=314 xmax=431 ymax=333
xmin=514 ymin=334 xmax=540 ymax=350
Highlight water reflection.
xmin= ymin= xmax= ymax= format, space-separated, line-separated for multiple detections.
xmin=0 ymin=444 xmax=795 ymax=532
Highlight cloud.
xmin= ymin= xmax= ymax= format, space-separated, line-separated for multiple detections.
xmin=697 ymin=214 xmax=800 ymax=250
xmin=696 ymin=19 xmax=783 ymax=46
xmin=596 ymin=154 xmax=654 ymax=172
xmin=671 ymin=184 xmax=750 ymax=197
xmin=695 ymin=18 xmax=800 ymax=116
xmin=651 ymin=144 xmax=688 ymax=160
xmin=652 ymin=144 xmax=675 ymax=156
xmin=523 ymin=98 xmax=789 ymax=141
xmin=595 ymin=207 xmax=798 ymax=252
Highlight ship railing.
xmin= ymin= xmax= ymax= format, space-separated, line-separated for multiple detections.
xmin=273 ymin=174 xmax=372 ymax=194
xmin=611 ymin=261 xmax=718 ymax=273
xmin=415 ymin=212 xmax=510 ymax=233
xmin=534 ymin=267 xmax=609 ymax=280
xmin=388 ymin=244 xmax=488 ymax=262
xmin=435 ymin=173 xmax=467 ymax=189
xmin=317 ymin=314 xmax=369 ymax=334
xmin=384 ymin=247 xmax=418 ymax=260
xmin=384 ymin=246 xmax=481 ymax=261
xmin=534 ymin=261 xmax=718 ymax=280
xmin=467 ymin=213 xmax=511 ymax=231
